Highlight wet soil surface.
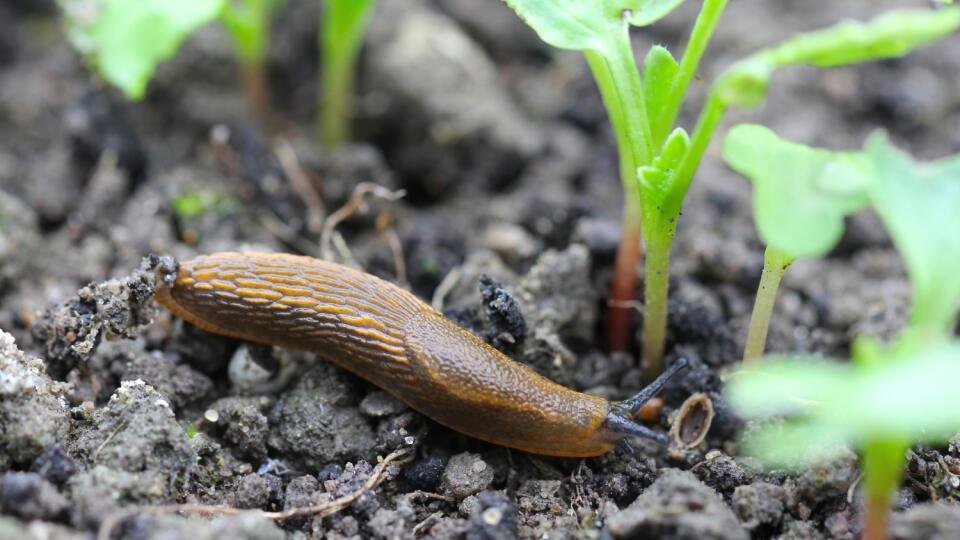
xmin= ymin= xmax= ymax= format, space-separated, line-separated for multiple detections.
xmin=2 ymin=0 xmax=960 ymax=538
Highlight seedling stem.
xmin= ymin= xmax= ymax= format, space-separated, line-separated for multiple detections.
xmin=862 ymin=438 xmax=907 ymax=540
xmin=585 ymin=21 xmax=653 ymax=352
xmin=743 ymin=246 xmax=794 ymax=363
xmin=320 ymin=0 xmax=375 ymax=146
xmin=221 ymin=0 xmax=275 ymax=124
xmin=598 ymin=1 xmax=728 ymax=359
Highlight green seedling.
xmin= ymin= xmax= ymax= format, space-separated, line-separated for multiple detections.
xmin=724 ymin=127 xmax=960 ymax=360
xmin=728 ymin=339 xmax=960 ymax=540
xmin=502 ymin=0 xmax=728 ymax=368
xmin=221 ymin=0 xmax=285 ymax=122
xmin=727 ymin=136 xmax=960 ymax=540
xmin=319 ymin=0 xmax=376 ymax=146
xmin=502 ymin=0 xmax=960 ymax=378
xmin=60 ymin=0 xmax=226 ymax=100
xmin=60 ymin=0 xmax=282 ymax=121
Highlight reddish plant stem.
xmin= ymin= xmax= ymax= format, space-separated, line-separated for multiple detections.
xmin=862 ymin=493 xmax=888 ymax=540
xmin=242 ymin=60 xmax=271 ymax=128
xmin=606 ymin=216 xmax=643 ymax=352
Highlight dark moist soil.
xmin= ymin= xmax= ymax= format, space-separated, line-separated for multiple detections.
xmin=1 ymin=0 xmax=959 ymax=538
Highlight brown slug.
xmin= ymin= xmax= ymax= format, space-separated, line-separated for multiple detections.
xmin=155 ymin=252 xmax=687 ymax=457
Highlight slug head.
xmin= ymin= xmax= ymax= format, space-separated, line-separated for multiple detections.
xmin=602 ymin=357 xmax=691 ymax=448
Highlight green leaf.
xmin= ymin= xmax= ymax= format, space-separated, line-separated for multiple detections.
xmin=324 ymin=0 xmax=376 ymax=56
xmin=714 ymin=9 xmax=960 ymax=110
xmin=61 ymin=0 xmax=226 ymax=100
xmin=722 ymin=124 xmax=871 ymax=260
xmin=638 ymin=127 xmax=689 ymax=203
xmin=500 ymin=0 xmax=687 ymax=52
xmin=729 ymin=342 xmax=960 ymax=468
xmin=643 ymin=45 xmax=680 ymax=149
xmin=727 ymin=356 xmax=851 ymax=417
xmin=624 ymin=0 xmax=687 ymax=27
xmin=713 ymin=59 xmax=772 ymax=108
xmin=759 ymin=8 xmax=960 ymax=68
xmin=865 ymin=134 xmax=960 ymax=333
xmin=741 ymin=420 xmax=850 ymax=470
xmin=220 ymin=0 xmax=284 ymax=63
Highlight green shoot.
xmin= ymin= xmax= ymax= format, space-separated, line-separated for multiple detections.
xmin=664 ymin=7 xmax=958 ymax=372
xmin=502 ymin=0 xmax=727 ymax=366
xmin=503 ymin=0 xmax=959 ymax=378
xmin=60 ymin=0 xmax=282 ymax=122
xmin=724 ymin=126 xmax=960 ymax=359
xmin=60 ymin=0 xmax=226 ymax=100
xmin=727 ymin=133 xmax=960 ymax=540
xmin=320 ymin=0 xmax=376 ymax=146
xmin=723 ymin=124 xmax=871 ymax=361
xmin=741 ymin=246 xmax=793 ymax=363
xmin=728 ymin=340 xmax=960 ymax=540
xmin=221 ymin=0 xmax=285 ymax=123
xmin=865 ymin=136 xmax=960 ymax=339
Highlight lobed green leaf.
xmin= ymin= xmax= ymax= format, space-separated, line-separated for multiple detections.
xmin=759 ymin=8 xmax=960 ymax=68
xmin=722 ymin=124 xmax=871 ymax=260
xmin=865 ymin=135 xmax=960 ymax=333
xmin=61 ymin=0 xmax=226 ymax=99
xmin=714 ymin=8 xmax=960 ymax=109
xmin=643 ymin=45 xmax=680 ymax=149
xmin=500 ymin=0 xmax=686 ymax=52
xmin=729 ymin=342 xmax=960 ymax=468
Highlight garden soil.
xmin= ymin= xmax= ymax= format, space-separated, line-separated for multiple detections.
xmin=1 ymin=0 xmax=960 ymax=538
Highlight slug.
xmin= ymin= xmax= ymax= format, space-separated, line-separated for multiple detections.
xmin=156 ymin=252 xmax=687 ymax=457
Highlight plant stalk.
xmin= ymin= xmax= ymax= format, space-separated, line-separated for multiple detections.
xmin=241 ymin=59 xmax=270 ymax=126
xmin=641 ymin=219 xmax=676 ymax=380
xmin=861 ymin=439 xmax=907 ymax=540
xmin=657 ymin=0 xmax=729 ymax=149
xmin=320 ymin=0 xmax=376 ymax=146
xmin=743 ymin=246 xmax=794 ymax=363
xmin=585 ymin=23 xmax=653 ymax=352
xmin=636 ymin=90 xmax=727 ymax=373
xmin=663 ymin=90 xmax=728 ymax=218
xmin=221 ymin=0 xmax=273 ymax=127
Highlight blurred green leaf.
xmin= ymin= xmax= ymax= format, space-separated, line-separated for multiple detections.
xmin=759 ymin=8 xmax=960 ymax=68
xmin=727 ymin=356 xmax=851 ymax=416
xmin=864 ymin=136 xmax=960 ymax=333
xmin=643 ymin=45 xmax=680 ymax=149
xmin=729 ymin=342 xmax=960 ymax=468
xmin=500 ymin=0 xmax=686 ymax=52
xmin=722 ymin=124 xmax=871 ymax=260
xmin=639 ymin=126 xmax=689 ymax=204
xmin=61 ymin=0 xmax=226 ymax=99
xmin=170 ymin=190 xmax=237 ymax=219
xmin=714 ymin=9 xmax=960 ymax=109
xmin=740 ymin=420 xmax=850 ymax=470
xmin=221 ymin=0 xmax=284 ymax=63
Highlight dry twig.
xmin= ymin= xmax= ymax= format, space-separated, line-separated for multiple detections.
xmin=319 ymin=183 xmax=406 ymax=270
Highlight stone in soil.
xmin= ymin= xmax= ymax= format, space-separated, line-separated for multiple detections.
xmin=0 ymin=471 xmax=69 ymax=521
xmin=466 ymin=490 xmax=518 ymax=540
xmin=890 ymin=503 xmax=960 ymax=540
xmin=365 ymin=0 xmax=543 ymax=200
xmin=732 ymin=481 xmax=787 ymax=531
xmin=205 ymin=396 xmax=270 ymax=462
xmin=0 ymin=331 xmax=69 ymax=468
xmin=606 ymin=468 xmax=749 ymax=540
xmin=267 ymin=363 xmax=376 ymax=468
xmin=441 ymin=452 xmax=495 ymax=500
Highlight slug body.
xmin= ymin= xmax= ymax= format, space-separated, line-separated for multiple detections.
xmin=157 ymin=252 xmax=677 ymax=457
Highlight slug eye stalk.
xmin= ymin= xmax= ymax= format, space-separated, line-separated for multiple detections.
xmin=606 ymin=356 xmax=690 ymax=445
